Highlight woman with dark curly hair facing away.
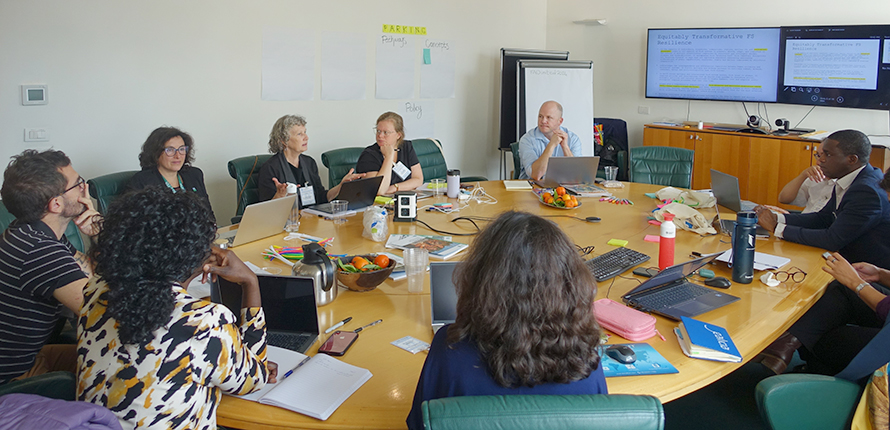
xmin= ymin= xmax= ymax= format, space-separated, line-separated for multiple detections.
xmin=406 ymin=211 xmax=607 ymax=429
xmin=77 ymin=188 xmax=276 ymax=430
xmin=124 ymin=126 xmax=214 ymax=219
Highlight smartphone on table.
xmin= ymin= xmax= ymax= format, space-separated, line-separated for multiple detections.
xmin=319 ymin=330 xmax=358 ymax=356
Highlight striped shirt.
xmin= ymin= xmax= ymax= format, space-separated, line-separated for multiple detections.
xmin=0 ymin=220 xmax=86 ymax=384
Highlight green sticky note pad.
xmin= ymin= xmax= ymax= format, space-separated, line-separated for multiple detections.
xmin=423 ymin=49 xmax=431 ymax=64
xmin=644 ymin=193 xmax=657 ymax=199
xmin=607 ymin=239 xmax=629 ymax=247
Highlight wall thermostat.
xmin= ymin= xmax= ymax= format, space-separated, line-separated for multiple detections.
xmin=394 ymin=191 xmax=417 ymax=222
xmin=21 ymin=85 xmax=48 ymax=105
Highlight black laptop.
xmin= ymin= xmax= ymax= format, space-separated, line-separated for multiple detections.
xmin=429 ymin=262 xmax=461 ymax=334
xmin=212 ymin=274 xmax=320 ymax=353
xmin=622 ymin=253 xmax=740 ymax=320
xmin=309 ymin=175 xmax=383 ymax=214
xmin=710 ymin=169 xmax=770 ymax=237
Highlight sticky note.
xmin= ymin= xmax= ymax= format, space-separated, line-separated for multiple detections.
xmin=607 ymin=239 xmax=629 ymax=247
xmin=644 ymin=235 xmax=660 ymax=243
xmin=648 ymin=220 xmax=662 ymax=226
xmin=423 ymin=49 xmax=431 ymax=64
xmin=644 ymin=193 xmax=657 ymax=199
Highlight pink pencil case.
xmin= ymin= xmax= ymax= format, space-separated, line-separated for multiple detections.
xmin=593 ymin=298 xmax=658 ymax=341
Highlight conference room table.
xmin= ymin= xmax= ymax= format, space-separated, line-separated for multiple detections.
xmin=216 ymin=181 xmax=833 ymax=430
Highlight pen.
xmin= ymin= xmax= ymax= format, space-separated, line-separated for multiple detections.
xmin=353 ymin=319 xmax=383 ymax=333
xmin=324 ymin=316 xmax=353 ymax=334
xmin=282 ymin=355 xmax=312 ymax=379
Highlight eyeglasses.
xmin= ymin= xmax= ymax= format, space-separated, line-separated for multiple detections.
xmin=163 ymin=146 xmax=188 ymax=157
xmin=60 ymin=176 xmax=85 ymax=196
xmin=774 ymin=266 xmax=807 ymax=283
xmin=374 ymin=129 xmax=396 ymax=137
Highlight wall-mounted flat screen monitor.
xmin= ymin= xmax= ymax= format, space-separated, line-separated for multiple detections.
xmin=777 ymin=25 xmax=890 ymax=110
xmin=646 ymin=27 xmax=781 ymax=103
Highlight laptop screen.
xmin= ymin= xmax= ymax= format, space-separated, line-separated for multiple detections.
xmin=710 ymin=169 xmax=743 ymax=213
xmin=624 ymin=253 xmax=723 ymax=297
xmin=430 ymin=262 xmax=461 ymax=327
xmin=214 ymin=274 xmax=319 ymax=335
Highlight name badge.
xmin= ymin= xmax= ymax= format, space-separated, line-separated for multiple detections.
xmin=299 ymin=186 xmax=316 ymax=207
xmin=392 ymin=161 xmax=411 ymax=181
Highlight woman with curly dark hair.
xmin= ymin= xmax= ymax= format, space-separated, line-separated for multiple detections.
xmin=76 ymin=187 xmax=274 ymax=430
xmin=406 ymin=211 xmax=607 ymax=429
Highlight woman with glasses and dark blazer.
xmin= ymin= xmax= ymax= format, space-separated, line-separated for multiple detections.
xmin=125 ymin=126 xmax=214 ymax=218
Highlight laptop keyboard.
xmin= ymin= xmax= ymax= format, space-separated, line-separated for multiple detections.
xmin=631 ymin=282 xmax=712 ymax=310
xmin=267 ymin=332 xmax=314 ymax=352
xmin=585 ymin=247 xmax=651 ymax=282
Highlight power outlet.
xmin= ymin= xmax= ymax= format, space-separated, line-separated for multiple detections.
xmin=24 ymin=128 xmax=50 ymax=142
xmin=637 ymin=106 xmax=650 ymax=115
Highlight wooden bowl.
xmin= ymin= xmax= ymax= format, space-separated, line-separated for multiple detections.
xmin=336 ymin=255 xmax=396 ymax=292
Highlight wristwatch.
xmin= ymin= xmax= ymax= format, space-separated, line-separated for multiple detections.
xmin=855 ymin=282 xmax=869 ymax=297
xmin=394 ymin=183 xmax=399 ymax=191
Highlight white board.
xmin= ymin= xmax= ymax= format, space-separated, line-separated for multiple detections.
xmin=521 ymin=61 xmax=594 ymax=156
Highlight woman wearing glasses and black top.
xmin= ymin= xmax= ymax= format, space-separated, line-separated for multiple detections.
xmin=356 ymin=112 xmax=424 ymax=196
xmin=125 ymin=127 xmax=214 ymax=218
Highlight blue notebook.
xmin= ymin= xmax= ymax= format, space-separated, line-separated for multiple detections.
xmin=676 ymin=316 xmax=742 ymax=363
xmin=599 ymin=343 xmax=678 ymax=377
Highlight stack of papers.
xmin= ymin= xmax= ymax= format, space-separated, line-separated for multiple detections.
xmin=385 ymin=234 xmax=468 ymax=260
xmin=716 ymin=250 xmax=790 ymax=271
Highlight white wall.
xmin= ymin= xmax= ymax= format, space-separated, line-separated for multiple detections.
xmin=0 ymin=0 xmax=547 ymax=223
xmin=546 ymin=0 xmax=890 ymax=148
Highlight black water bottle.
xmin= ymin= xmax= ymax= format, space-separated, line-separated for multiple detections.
xmin=731 ymin=211 xmax=757 ymax=284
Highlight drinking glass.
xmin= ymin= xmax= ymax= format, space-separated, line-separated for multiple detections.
xmin=605 ymin=166 xmax=619 ymax=181
xmin=404 ymin=248 xmax=429 ymax=293
xmin=331 ymin=200 xmax=349 ymax=224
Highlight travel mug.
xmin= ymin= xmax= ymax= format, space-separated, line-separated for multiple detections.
xmin=732 ymin=211 xmax=757 ymax=284
xmin=446 ymin=169 xmax=460 ymax=198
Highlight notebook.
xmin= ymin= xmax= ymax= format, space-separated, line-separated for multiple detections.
xmin=622 ymin=253 xmax=740 ymax=321
xmin=218 ymin=196 xmax=295 ymax=247
xmin=213 ymin=274 xmax=320 ymax=353
xmin=308 ymin=176 xmax=383 ymax=215
xmin=710 ymin=169 xmax=770 ymax=237
xmin=429 ymin=261 xmax=461 ymax=333
xmin=534 ymin=156 xmax=600 ymax=188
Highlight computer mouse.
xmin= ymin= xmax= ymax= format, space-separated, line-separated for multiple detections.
xmin=606 ymin=345 xmax=636 ymax=364
xmin=705 ymin=276 xmax=732 ymax=288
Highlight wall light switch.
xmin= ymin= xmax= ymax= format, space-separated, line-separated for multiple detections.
xmin=22 ymin=85 xmax=48 ymax=105
xmin=24 ymin=128 xmax=50 ymax=142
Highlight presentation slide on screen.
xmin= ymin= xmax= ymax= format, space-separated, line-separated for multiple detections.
xmin=647 ymin=28 xmax=780 ymax=102
xmin=884 ymin=39 xmax=889 ymax=64
xmin=784 ymin=39 xmax=880 ymax=90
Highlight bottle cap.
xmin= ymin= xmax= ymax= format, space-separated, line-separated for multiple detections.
xmin=736 ymin=210 xmax=757 ymax=225
xmin=663 ymin=213 xmax=675 ymax=221
xmin=447 ymin=169 xmax=460 ymax=176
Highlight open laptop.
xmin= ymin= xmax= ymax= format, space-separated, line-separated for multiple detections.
xmin=212 ymin=274 xmax=320 ymax=353
xmin=622 ymin=253 xmax=740 ymax=320
xmin=429 ymin=261 xmax=461 ymax=334
xmin=710 ymin=169 xmax=770 ymax=237
xmin=535 ymin=156 xmax=600 ymax=188
xmin=309 ymin=176 xmax=383 ymax=215
xmin=218 ymin=195 xmax=294 ymax=247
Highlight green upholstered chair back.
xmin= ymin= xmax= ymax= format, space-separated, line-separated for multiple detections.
xmin=510 ymin=142 xmax=521 ymax=179
xmin=87 ymin=170 xmax=138 ymax=215
xmin=0 ymin=201 xmax=84 ymax=253
xmin=755 ymin=373 xmax=861 ymax=430
xmin=629 ymin=146 xmax=695 ymax=188
xmin=227 ymin=154 xmax=273 ymax=223
xmin=422 ymin=394 xmax=664 ymax=430
xmin=0 ymin=371 xmax=76 ymax=401
xmin=412 ymin=138 xmax=448 ymax=181
xmin=320 ymin=148 xmax=365 ymax=188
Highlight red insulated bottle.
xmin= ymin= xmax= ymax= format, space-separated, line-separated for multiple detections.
xmin=659 ymin=213 xmax=676 ymax=270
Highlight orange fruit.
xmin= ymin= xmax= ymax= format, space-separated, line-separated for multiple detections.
xmin=352 ymin=256 xmax=370 ymax=270
xmin=555 ymin=186 xmax=566 ymax=196
xmin=373 ymin=254 xmax=390 ymax=268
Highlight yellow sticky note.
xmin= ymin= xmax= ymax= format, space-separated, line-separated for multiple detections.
xmin=607 ymin=239 xmax=629 ymax=247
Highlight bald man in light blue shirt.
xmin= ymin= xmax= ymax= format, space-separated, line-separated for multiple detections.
xmin=517 ymin=101 xmax=582 ymax=180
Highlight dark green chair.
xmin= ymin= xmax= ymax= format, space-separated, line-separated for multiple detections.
xmin=629 ymin=146 xmax=694 ymax=188
xmin=422 ymin=394 xmax=664 ymax=430
xmin=510 ymin=142 xmax=521 ymax=179
xmin=412 ymin=138 xmax=487 ymax=183
xmin=0 ymin=201 xmax=84 ymax=253
xmin=0 ymin=371 xmax=76 ymax=401
xmin=87 ymin=170 xmax=138 ymax=215
xmin=227 ymin=154 xmax=273 ymax=224
xmin=320 ymin=148 xmax=365 ymax=188
xmin=755 ymin=373 xmax=861 ymax=430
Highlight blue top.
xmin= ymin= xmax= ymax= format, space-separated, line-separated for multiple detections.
xmin=406 ymin=324 xmax=608 ymax=430
xmin=517 ymin=126 xmax=582 ymax=180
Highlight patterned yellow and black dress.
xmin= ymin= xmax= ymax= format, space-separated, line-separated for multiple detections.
xmin=77 ymin=280 xmax=269 ymax=430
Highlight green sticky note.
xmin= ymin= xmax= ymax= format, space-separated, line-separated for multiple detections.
xmin=423 ymin=48 xmax=431 ymax=64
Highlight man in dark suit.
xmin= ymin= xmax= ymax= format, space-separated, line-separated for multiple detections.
xmin=754 ymin=129 xmax=890 ymax=374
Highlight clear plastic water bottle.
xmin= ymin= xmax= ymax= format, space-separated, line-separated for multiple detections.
xmin=284 ymin=184 xmax=300 ymax=233
xmin=732 ymin=211 xmax=757 ymax=284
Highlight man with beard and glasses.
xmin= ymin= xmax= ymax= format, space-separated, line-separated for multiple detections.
xmin=0 ymin=149 xmax=100 ymax=385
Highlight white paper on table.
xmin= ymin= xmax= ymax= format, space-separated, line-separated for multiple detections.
xmin=233 ymin=346 xmax=308 ymax=402
xmin=376 ymin=34 xmax=415 ymax=99
xmin=399 ymin=101 xmax=434 ymax=139
xmin=420 ymin=38 xmax=455 ymax=99
xmin=717 ymin=250 xmax=791 ymax=271
xmin=262 ymin=27 xmax=315 ymax=101
xmin=321 ymin=32 xmax=367 ymax=100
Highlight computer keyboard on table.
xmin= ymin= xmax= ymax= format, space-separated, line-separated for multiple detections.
xmin=267 ymin=332 xmax=313 ymax=352
xmin=585 ymin=247 xmax=650 ymax=282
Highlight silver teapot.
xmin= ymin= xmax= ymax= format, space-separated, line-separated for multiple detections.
xmin=292 ymin=243 xmax=337 ymax=306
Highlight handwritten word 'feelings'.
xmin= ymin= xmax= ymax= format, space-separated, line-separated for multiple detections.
xmin=405 ymin=102 xmax=423 ymax=119
xmin=381 ymin=35 xmax=408 ymax=48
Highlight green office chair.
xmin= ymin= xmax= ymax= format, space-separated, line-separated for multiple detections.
xmin=320 ymin=147 xmax=365 ymax=188
xmin=0 ymin=371 xmax=76 ymax=401
xmin=227 ymin=154 xmax=273 ymax=224
xmin=422 ymin=394 xmax=664 ymax=430
xmin=87 ymin=170 xmax=138 ymax=215
xmin=755 ymin=373 xmax=861 ymax=430
xmin=629 ymin=146 xmax=694 ymax=188
xmin=0 ymin=201 xmax=84 ymax=253
xmin=510 ymin=142 xmax=521 ymax=179
xmin=412 ymin=138 xmax=487 ymax=183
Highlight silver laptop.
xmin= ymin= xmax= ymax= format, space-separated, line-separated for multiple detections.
xmin=430 ymin=261 xmax=460 ymax=333
xmin=622 ymin=252 xmax=740 ymax=320
xmin=218 ymin=195 xmax=294 ymax=247
xmin=535 ymin=156 xmax=600 ymax=188
xmin=310 ymin=176 xmax=383 ymax=215
xmin=710 ymin=169 xmax=770 ymax=237
xmin=213 ymin=274 xmax=320 ymax=353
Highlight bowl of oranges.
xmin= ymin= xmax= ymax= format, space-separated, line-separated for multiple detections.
xmin=536 ymin=186 xmax=581 ymax=209
xmin=336 ymin=254 xmax=396 ymax=292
